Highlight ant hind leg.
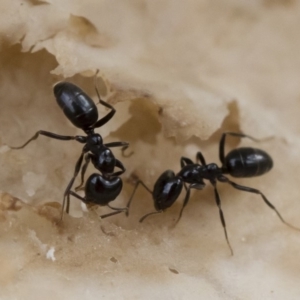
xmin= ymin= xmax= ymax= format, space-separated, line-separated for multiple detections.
xmin=211 ymin=180 xmax=234 ymax=256
xmin=219 ymin=176 xmax=300 ymax=231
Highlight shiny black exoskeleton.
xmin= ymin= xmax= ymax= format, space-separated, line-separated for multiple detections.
xmin=68 ymin=173 xmax=127 ymax=219
xmin=127 ymin=132 xmax=299 ymax=255
xmin=10 ymin=73 xmax=128 ymax=218
xmin=126 ymin=167 xmax=205 ymax=223
xmin=54 ymin=82 xmax=99 ymax=130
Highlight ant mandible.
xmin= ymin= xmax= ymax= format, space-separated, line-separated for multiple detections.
xmin=10 ymin=71 xmax=129 ymax=218
xmin=126 ymin=132 xmax=300 ymax=255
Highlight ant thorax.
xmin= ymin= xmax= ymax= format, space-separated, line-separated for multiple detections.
xmin=91 ymin=147 xmax=116 ymax=174
xmin=177 ymin=164 xmax=205 ymax=184
xmin=87 ymin=133 xmax=103 ymax=146
xmin=203 ymin=163 xmax=222 ymax=178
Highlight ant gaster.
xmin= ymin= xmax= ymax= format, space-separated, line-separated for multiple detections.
xmin=126 ymin=132 xmax=300 ymax=255
xmin=11 ymin=72 xmax=129 ymax=218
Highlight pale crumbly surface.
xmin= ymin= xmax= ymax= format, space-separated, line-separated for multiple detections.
xmin=1 ymin=1 xmax=300 ymax=299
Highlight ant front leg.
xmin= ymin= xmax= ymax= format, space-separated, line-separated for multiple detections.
xmin=175 ymin=186 xmax=191 ymax=225
xmin=61 ymin=152 xmax=84 ymax=218
xmin=219 ymin=132 xmax=262 ymax=165
xmin=104 ymin=141 xmax=129 ymax=148
xmin=68 ymin=190 xmax=85 ymax=202
xmin=107 ymin=203 xmax=128 ymax=212
xmin=121 ymin=144 xmax=134 ymax=158
xmin=126 ymin=179 xmax=153 ymax=216
xmin=139 ymin=210 xmax=163 ymax=223
xmin=218 ymin=176 xmax=300 ymax=231
xmin=104 ymin=142 xmax=133 ymax=158
xmin=68 ymin=190 xmax=127 ymax=219
xmin=100 ymin=203 xmax=128 ymax=219
xmin=179 ymin=157 xmax=193 ymax=197
xmin=100 ymin=210 xmax=127 ymax=219
xmin=110 ymin=160 xmax=126 ymax=177
xmin=10 ymin=130 xmax=86 ymax=149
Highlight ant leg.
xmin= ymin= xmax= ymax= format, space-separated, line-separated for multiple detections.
xmin=180 ymin=157 xmax=194 ymax=168
xmin=104 ymin=141 xmax=129 ymax=148
xmin=179 ymin=157 xmax=191 ymax=198
xmin=104 ymin=142 xmax=133 ymax=158
xmin=219 ymin=176 xmax=300 ymax=231
xmin=121 ymin=145 xmax=134 ymax=158
xmin=179 ymin=168 xmax=192 ymax=206
xmin=175 ymin=182 xmax=206 ymax=225
xmin=10 ymin=130 xmax=85 ymax=149
xmin=139 ymin=210 xmax=163 ymax=223
xmin=92 ymin=72 xmax=116 ymax=128
xmin=107 ymin=203 xmax=128 ymax=212
xmin=219 ymin=132 xmax=262 ymax=165
xmin=66 ymin=190 xmax=86 ymax=215
xmin=61 ymin=152 xmax=84 ymax=219
xmin=175 ymin=186 xmax=191 ymax=225
xmin=100 ymin=210 xmax=126 ymax=219
xmin=211 ymin=180 xmax=234 ymax=256
xmin=110 ymin=160 xmax=126 ymax=177
xmin=75 ymin=154 xmax=91 ymax=191
xmin=93 ymin=102 xmax=115 ymax=128
xmin=68 ymin=190 xmax=85 ymax=201
xmin=126 ymin=180 xmax=153 ymax=216
xmin=66 ymin=192 xmax=71 ymax=214
xmin=99 ymin=203 xmax=127 ymax=219
xmin=196 ymin=151 xmax=206 ymax=166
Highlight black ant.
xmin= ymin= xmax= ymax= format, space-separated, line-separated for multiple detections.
xmin=10 ymin=72 xmax=129 ymax=218
xmin=126 ymin=132 xmax=300 ymax=255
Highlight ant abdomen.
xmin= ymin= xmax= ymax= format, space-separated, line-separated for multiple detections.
xmin=54 ymin=82 xmax=98 ymax=130
xmin=224 ymin=147 xmax=273 ymax=178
